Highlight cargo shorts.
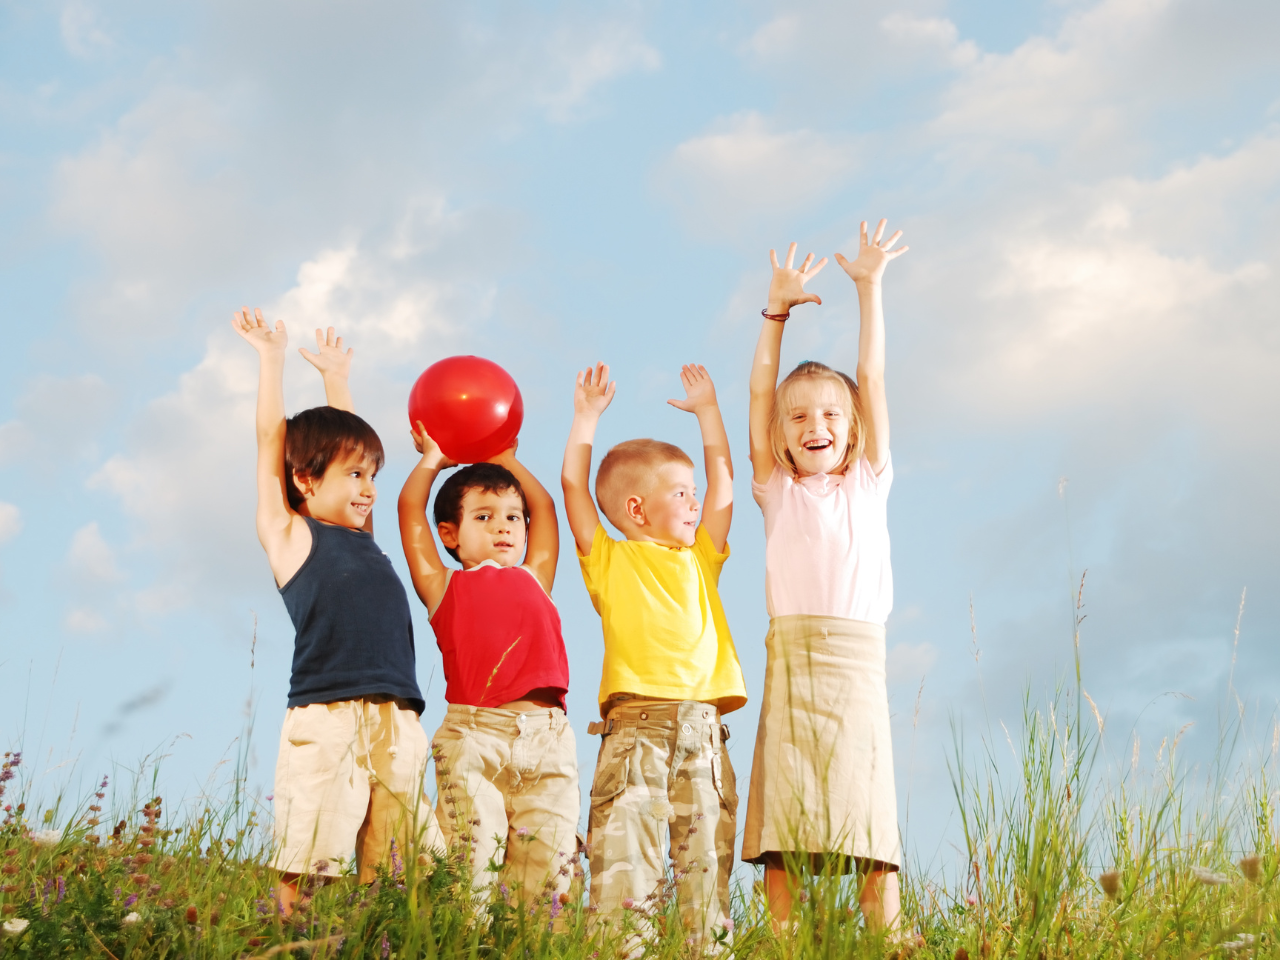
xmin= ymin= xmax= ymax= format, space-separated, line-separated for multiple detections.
xmin=586 ymin=700 xmax=738 ymax=947
xmin=431 ymin=704 xmax=581 ymax=905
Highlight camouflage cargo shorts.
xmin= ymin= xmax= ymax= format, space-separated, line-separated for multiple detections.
xmin=586 ymin=700 xmax=738 ymax=947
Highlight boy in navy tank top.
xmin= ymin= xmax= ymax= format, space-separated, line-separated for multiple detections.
xmin=232 ymin=311 xmax=441 ymax=915
xmin=398 ymin=423 xmax=581 ymax=915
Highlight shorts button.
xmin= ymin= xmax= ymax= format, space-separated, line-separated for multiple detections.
xmin=681 ymin=723 xmax=692 ymax=734
xmin=702 ymin=710 xmax=709 ymax=718
xmin=640 ymin=712 xmax=648 ymax=720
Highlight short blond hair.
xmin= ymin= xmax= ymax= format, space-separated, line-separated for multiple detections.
xmin=596 ymin=438 xmax=694 ymax=530
xmin=768 ymin=361 xmax=865 ymax=477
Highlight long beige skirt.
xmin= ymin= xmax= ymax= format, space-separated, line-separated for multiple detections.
xmin=741 ymin=615 xmax=900 ymax=869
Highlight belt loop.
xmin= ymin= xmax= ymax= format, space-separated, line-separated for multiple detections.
xmin=720 ymin=723 xmax=730 ymax=744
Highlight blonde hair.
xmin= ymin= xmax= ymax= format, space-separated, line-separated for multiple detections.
xmin=768 ymin=361 xmax=865 ymax=477
xmin=596 ymin=438 xmax=694 ymax=530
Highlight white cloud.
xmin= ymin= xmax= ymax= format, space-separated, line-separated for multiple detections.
xmin=0 ymin=375 xmax=114 ymax=468
xmin=0 ymin=503 xmax=21 ymax=544
xmin=879 ymin=14 xmax=978 ymax=67
xmin=60 ymin=1 xmax=113 ymax=59
xmin=887 ymin=641 xmax=938 ymax=685
xmin=658 ymin=112 xmax=856 ymax=236
xmin=536 ymin=23 xmax=661 ymax=123
xmin=67 ymin=522 xmax=122 ymax=583
xmin=65 ymin=607 xmax=108 ymax=633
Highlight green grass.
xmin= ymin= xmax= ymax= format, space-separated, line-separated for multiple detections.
xmin=2 ymin=683 xmax=1278 ymax=959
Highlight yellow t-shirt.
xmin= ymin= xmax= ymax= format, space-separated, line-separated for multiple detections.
xmin=578 ymin=523 xmax=747 ymax=716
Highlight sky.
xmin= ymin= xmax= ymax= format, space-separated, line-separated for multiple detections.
xmin=2 ymin=0 xmax=1279 ymax=879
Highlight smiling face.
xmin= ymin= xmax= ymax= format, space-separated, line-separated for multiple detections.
xmin=294 ymin=450 xmax=378 ymax=529
xmin=438 ymin=486 xmax=528 ymax=568
xmin=630 ymin=461 xmax=700 ymax=548
xmin=780 ymin=378 xmax=853 ymax=477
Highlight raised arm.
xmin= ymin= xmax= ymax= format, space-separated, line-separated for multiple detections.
xmin=397 ymin=422 xmax=456 ymax=614
xmin=491 ymin=446 xmax=559 ymax=593
xmin=561 ymin=362 xmax=615 ymax=556
xmin=749 ymin=243 xmax=827 ymax=485
xmin=231 ymin=308 xmax=312 ymax=587
xmin=300 ymin=325 xmax=374 ymax=531
xmin=834 ymin=220 xmax=908 ymax=475
xmin=300 ymin=326 xmax=355 ymax=413
xmin=668 ymin=365 xmax=732 ymax=553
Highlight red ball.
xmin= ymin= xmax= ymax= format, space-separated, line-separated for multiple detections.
xmin=407 ymin=356 xmax=524 ymax=464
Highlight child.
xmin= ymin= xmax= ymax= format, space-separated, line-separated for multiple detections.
xmin=740 ymin=222 xmax=909 ymax=934
xmin=232 ymin=311 xmax=435 ymax=914
xmin=561 ymin=362 xmax=745 ymax=947
xmin=397 ymin=427 xmax=580 ymax=909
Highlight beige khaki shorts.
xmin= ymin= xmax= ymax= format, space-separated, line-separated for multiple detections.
xmin=431 ymin=704 xmax=581 ymax=904
xmin=272 ymin=697 xmax=444 ymax=882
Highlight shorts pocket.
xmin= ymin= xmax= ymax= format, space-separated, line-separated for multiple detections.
xmin=588 ymin=742 xmax=630 ymax=804
xmin=710 ymin=753 xmax=738 ymax=814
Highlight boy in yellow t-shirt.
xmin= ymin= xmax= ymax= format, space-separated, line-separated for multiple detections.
xmin=561 ymin=361 xmax=745 ymax=948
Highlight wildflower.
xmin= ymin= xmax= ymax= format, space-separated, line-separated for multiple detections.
xmin=721 ymin=917 xmax=734 ymax=932
xmin=124 ymin=894 xmax=138 ymax=908
xmin=797 ymin=889 xmax=810 ymax=903
xmin=31 ymin=829 xmax=61 ymax=847
xmin=2 ymin=918 xmax=29 ymax=937
xmin=1192 ymin=865 xmax=1230 ymax=886
xmin=86 ymin=835 xmax=100 ymax=845
xmin=622 ymin=897 xmax=635 ymax=909
xmin=56 ymin=875 xmax=65 ymax=903
xmin=122 ymin=911 xmax=140 ymax=925
xmin=381 ymin=932 xmax=391 ymax=958
xmin=641 ymin=799 xmax=674 ymax=822
xmin=185 ymin=905 xmax=198 ymax=924
xmin=1239 ymin=856 xmax=1261 ymax=883
xmin=314 ymin=860 xmax=331 ymax=875
xmin=1099 ymin=871 xmax=1120 ymax=899
xmin=1222 ymin=934 xmax=1256 ymax=952
xmin=265 ymin=795 xmax=273 ymax=802
xmin=516 ymin=827 xmax=530 ymax=838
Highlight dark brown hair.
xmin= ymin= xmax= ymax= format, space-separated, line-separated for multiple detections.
xmin=433 ymin=463 xmax=529 ymax=563
xmin=284 ymin=406 xmax=386 ymax=510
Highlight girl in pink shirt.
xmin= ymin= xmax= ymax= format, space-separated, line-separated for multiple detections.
xmin=741 ymin=222 xmax=910 ymax=938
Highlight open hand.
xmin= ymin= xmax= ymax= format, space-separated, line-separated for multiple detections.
xmin=767 ymin=242 xmax=828 ymax=315
xmin=667 ymin=364 xmax=717 ymax=415
xmin=835 ymin=219 xmax=908 ymax=285
xmin=299 ymin=327 xmax=353 ymax=379
xmin=574 ymin=362 xmax=616 ymax=419
xmin=230 ymin=307 xmax=286 ymax=358
xmin=410 ymin=421 xmax=457 ymax=469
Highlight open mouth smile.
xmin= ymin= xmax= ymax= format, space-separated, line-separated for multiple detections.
xmin=803 ymin=439 xmax=833 ymax=451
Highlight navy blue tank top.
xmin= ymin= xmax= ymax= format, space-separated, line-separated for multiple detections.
xmin=279 ymin=516 xmax=424 ymax=713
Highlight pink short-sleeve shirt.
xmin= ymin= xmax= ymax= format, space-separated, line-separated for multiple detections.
xmin=751 ymin=455 xmax=893 ymax=625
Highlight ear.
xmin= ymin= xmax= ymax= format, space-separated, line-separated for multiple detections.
xmin=292 ymin=470 xmax=317 ymax=500
xmin=437 ymin=522 xmax=460 ymax=550
xmin=624 ymin=495 xmax=645 ymax=526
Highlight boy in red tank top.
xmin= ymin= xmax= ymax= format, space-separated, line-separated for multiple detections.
xmin=398 ymin=425 xmax=581 ymax=914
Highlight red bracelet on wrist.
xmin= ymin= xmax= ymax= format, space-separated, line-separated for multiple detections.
xmin=762 ymin=308 xmax=790 ymax=322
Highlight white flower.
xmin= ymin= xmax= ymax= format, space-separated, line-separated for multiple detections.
xmin=122 ymin=912 xmax=141 ymax=925
xmin=31 ymin=829 xmax=61 ymax=847
xmin=1192 ymin=865 xmax=1230 ymax=885
xmin=2 ymin=918 xmax=30 ymax=937
xmin=641 ymin=799 xmax=673 ymax=822
xmin=1221 ymin=934 xmax=1256 ymax=952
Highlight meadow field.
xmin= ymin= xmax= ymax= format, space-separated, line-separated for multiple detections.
xmin=3 ymin=673 xmax=1276 ymax=960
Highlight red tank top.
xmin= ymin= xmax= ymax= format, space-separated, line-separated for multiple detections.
xmin=429 ymin=562 xmax=569 ymax=709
